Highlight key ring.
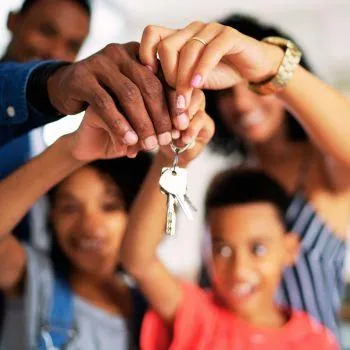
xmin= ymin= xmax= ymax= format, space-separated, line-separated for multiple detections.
xmin=170 ymin=141 xmax=195 ymax=154
xmin=170 ymin=141 xmax=195 ymax=173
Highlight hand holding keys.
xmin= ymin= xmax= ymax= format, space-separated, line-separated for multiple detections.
xmin=159 ymin=143 xmax=197 ymax=236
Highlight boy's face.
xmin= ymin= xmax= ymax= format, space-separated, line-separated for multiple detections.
xmin=208 ymin=202 xmax=298 ymax=320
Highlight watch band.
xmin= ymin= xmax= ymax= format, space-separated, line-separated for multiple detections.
xmin=249 ymin=37 xmax=302 ymax=95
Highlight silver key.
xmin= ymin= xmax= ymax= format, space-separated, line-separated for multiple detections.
xmin=165 ymin=194 xmax=177 ymax=236
xmin=160 ymin=167 xmax=194 ymax=220
xmin=159 ymin=169 xmax=178 ymax=236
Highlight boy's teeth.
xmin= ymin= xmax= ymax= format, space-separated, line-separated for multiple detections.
xmin=231 ymin=283 xmax=254 ymax=297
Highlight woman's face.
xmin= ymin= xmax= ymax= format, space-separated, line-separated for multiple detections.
xmin=50 ymin=166 xmax=127 ymax=276
xmin=217 ymin=82 xmax=286 ymax=144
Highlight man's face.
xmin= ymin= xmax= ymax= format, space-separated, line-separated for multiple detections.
xmin=6 ymin=0 xmax=90 ymax=62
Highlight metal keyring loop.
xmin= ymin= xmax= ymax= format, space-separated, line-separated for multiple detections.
xmin=170 ymin=141 xmax=195 ymax=154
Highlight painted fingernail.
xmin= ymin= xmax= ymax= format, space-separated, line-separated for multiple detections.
xmin=175 ymin=113 xmax=190 ymax=130
xmin=191 ymin=74 xmax=202 ymax=88
xmin=176 ymin=95 xmax=186 ymax=110
xmin=171 ymin=130 xmax=181 ymax=139
xmin=182 ymin=135 xmax=194 ymax=144
xmin=142 ymin=136 xmax=158 ymax=150
xmin=123 ymin=131 xmax=138 ymax=145
xmin=158 ymin=132 xmax=172 ymax=146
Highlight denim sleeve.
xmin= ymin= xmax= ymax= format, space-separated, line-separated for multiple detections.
xmin=0 ymin=61 xmax=57 ymax=147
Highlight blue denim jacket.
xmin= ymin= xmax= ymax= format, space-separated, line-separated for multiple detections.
xmin=0 ymin=61 xmax=53 ymax=147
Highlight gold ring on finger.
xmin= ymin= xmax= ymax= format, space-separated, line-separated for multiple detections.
xmin=191 ymin=37 xmax=208 ymax=46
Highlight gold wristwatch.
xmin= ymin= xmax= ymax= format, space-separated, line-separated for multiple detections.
xmin=249 ymin=37 xmax=302 ymax=95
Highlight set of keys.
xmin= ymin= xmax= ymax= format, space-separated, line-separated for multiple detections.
xmin=159 ymin=143 xmax=197 ymax=236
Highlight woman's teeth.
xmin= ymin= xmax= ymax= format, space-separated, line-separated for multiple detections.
xmin=240 ymin=112 xmax=264 ymax=128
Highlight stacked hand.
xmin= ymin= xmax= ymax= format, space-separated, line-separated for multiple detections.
xmin=139 ymin=21 xmax=284 ymax=110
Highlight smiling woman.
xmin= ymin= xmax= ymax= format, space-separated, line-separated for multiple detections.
xmin=0 ymin=129 xmax=152 ymax=349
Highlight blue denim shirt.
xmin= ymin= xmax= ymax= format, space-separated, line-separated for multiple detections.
xmin=0 ymin=61 xmax=53 ymax=147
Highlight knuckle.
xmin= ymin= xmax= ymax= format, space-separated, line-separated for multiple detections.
xmin=190 ymin=21 xmax=204 ymax=28
xmin=143 ymin=25 xmax=157 ymax=37
xmin=103 ymin=43 xmax=120 ymax=55
xmin=135 ymin=119 xmax=152 ymax=135
xmin=157 ymin=40 xmax=171 ymax=56
xmin=121 ymin=81 xmax=140 ymax=103
xmin=207 ymin=22 xmax=222 ymax=32
xmin=223 ymin=26 xmax=236 ymax=36
xmin=142 ymin=75 xmax=163 ymax=99
xmin=155 ymin=117 xmax=171 ymax=131
xmin=92 ymin=91 xmax=112 ymax=110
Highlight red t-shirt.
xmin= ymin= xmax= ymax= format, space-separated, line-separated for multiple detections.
xmin=141 ymin=283 xmax=339 ymax=350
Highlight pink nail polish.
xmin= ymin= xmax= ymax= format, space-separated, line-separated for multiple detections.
xmin=191 ymin=74 xmax=202 ymax=88
xmin=176 ymin=95 xmax=186 ymax=110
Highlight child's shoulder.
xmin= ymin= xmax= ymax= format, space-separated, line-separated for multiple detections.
xmin=286 ymin=309 xmax=338 ymax=348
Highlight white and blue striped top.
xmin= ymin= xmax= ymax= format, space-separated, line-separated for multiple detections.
xmin=276 ymin=192 xmax=346 ymax=339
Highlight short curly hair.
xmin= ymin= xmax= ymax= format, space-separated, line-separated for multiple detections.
xmin=205 ymin=14 xmax=313 ymax=156
xmin=19 ymin=0 xmax=91 ymax=16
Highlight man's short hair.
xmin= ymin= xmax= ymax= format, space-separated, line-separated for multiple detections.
xmin=19 ymin=0 xmax=92 ymax=16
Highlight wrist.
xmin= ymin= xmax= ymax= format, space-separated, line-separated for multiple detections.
xmin=264 ymin=43 xmax=285 ymax=80
xmin=47 ymin=63 xmax=72 ymax=114
xmin=28 ymin=62 xmax=70 ymax=118
xmin=56 ymin=134 xmax=88 ymax=168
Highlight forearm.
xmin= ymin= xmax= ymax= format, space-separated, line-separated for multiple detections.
xmin=0 ymin=61 xmax=67 ymax=147
xmin=121 ymin=154 xmax=170 ymax=276
xmin=279 ymin=66 xmax=350 ymax=165
xmin=0 ymin=134 xmax=85 ymax=237
xmin=121 ymin=153 xmax=183 ymax=322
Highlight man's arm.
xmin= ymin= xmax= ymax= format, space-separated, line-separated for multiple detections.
xmin=1 ymin=42 xmax=191 ymax=153
xmin=0 ymin=61 xmax=66 ymax=147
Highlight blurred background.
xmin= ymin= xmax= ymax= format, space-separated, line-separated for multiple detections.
xmin=1 ymin=0 xmax=350 ymax=343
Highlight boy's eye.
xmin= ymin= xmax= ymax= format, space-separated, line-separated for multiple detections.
xmin=214 ymin=244 xmax=232 ymax=258
xmin=251 ymin=243 xmax=267 ymax=257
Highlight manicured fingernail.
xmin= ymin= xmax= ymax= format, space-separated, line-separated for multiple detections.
xmin=146 ymin=65 xmax=153 ymax=72
xmin=142 ymin=136 xmax=158 ymax=150
xmin=123 ymin=131 xmax=138 ymax=145
xmin=176 ymin=95 xmax=186 ymax=110
xmin=182 ymin=135 xmax=194 ymax=144
xmin=158 ymin=132 xmax=172 ymax=146
xmin=175 ymin=113 xmax=189 ymax=130
xmin=171 ymin=130 xmax=180 ymax=139
xmin=191 ymin=74 xmax=202 ymax=88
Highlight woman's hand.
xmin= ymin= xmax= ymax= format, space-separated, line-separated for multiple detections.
xmin=139 ymin=21 xmax=284 ymax=110
xmin=69 ymin=106 xmax=129 ymax=161
xmin=158 ymin=110 xmax=215 ymax=167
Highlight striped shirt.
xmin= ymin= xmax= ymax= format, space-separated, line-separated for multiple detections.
xmin=276 ymin=192 xmax=346 ymax=339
